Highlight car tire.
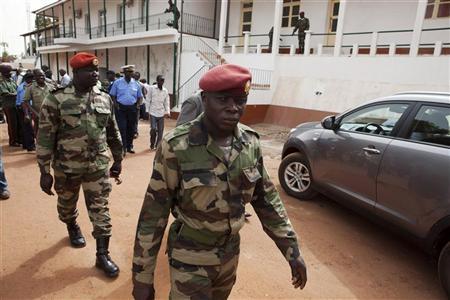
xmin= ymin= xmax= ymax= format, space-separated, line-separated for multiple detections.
xmin=438 ymin=241 xmax=450 ymax=298
xmin=278 ymin=152 xmax=318 ymax=200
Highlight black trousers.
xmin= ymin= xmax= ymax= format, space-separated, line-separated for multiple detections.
xmin=17 ymin=107 xmax=35 ymax=150
xmin=3 ymin=105 xmax=21 ymax=145
xmin=116 ymin=103 xmax=137 ymax=150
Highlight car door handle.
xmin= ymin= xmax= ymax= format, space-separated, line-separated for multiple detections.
xmin=363 ymin=147 xmax=381 ymax=155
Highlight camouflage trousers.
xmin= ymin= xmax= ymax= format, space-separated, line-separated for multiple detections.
xmin=168 ymin=255 xmax=239 ymax=300
xmin=54 ymin=168 xmax=112 ymax=238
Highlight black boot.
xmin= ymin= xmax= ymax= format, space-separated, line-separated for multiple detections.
xmin=95 ymin=237 xmax=120 ymax=278
xmin=67 ymin=221 xmax=86 ymax=248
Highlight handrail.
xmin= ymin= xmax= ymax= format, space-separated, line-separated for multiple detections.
xmin=178 ymin=64 xmax=208 ymax=91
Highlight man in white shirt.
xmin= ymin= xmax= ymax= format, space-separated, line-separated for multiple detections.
xmin=148 ymin=75 xmax=170 ymax=150
xmin=59 ymin=69 xmax=71 ymax=88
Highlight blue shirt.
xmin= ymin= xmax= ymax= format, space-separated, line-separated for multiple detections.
xmin=109 ymin=77 xmax=142 ymax=105
xmin=16 ymin=82 xmax=27 ymax=106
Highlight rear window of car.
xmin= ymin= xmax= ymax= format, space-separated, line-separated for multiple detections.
xmin=408 ymin=105 xmax=450 ymax=147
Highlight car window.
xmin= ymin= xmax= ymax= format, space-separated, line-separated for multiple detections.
xmin=339 ymin=103 xmax=409 ymax=136
xmin=408 ymin=105 xmax=450 ymax=147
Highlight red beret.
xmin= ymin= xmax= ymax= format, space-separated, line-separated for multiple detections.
xmin=199 ymin=64 xmax=251 ymax=96
xmin=69 ymin=52 xmax=99 ymax=69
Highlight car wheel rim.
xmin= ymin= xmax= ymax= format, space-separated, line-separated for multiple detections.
xmin=284 ymin=162 xmax=311 ymax=193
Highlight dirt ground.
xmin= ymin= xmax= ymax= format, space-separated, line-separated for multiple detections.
xmin=0 ymin=119 xmax=446 ymax=299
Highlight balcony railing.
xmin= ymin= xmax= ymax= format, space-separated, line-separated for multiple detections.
xmin=46 ymin=12 xmax=215 ymax=42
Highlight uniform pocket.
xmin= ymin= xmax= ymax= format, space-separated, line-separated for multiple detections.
xmin=60 ymin=108 xmax=82 ymax=128
xmin=181 ymin=171 xmax=218 ymax=210
xmin=94 ymin=106 xmax=110 ymax=127
xmin=241 ymin=166 xmax=262 ymax=203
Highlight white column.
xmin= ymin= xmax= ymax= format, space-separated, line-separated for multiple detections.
xmin=272 ymin=0 xmax=283 ymax=57
xmin=434 ymin=41 xmax=442 ymax=56
xmin=231 ymin=45 xmax=236 ymax=54
xmin=370 ymin=31 xmax=378 ymax=56
xmin=410 ymin=0 xmax=427 ymax=57
xmin=304 ymin=31 xmax=312 ymax=56
xmin=333 ymin=0 xmax=347 ymax=57
xmin=256 ymin=44 xmax=262 ymax=54
xmin=389 ymin=43 xmax=396 ymax=56
xmin=317 ymin=44 xmax=323 ymax=56
xmin=290 ymin=45 xmax=295 ymax=56
xmin=352 ymin=44 xmax=358 ymax=57
xmin=218 ymin=0 xmax=229 ymax=55
xmin=243 ymin=31 xmax=250 ymax=54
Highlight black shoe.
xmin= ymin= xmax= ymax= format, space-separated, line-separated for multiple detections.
xmin=95 ymin=237 xmax=120 ymax=278
xmin=67 ymin=222 xmax=86 ymax=248
xmin=127 ymin=148 xmax=135 ymax=154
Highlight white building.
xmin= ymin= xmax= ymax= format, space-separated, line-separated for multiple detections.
xmin=21 ymin=0 xmax=450 ymax=127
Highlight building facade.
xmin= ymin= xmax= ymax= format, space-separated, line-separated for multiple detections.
xmin=22 ymin=0 xmax=449 ymax=127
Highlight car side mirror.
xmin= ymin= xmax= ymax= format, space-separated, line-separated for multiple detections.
xmin=321 ymin=115 xmax=337 ymax=130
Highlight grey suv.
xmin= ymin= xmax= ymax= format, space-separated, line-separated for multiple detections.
xmin=278 ymin=92 xmax=450 ymax=296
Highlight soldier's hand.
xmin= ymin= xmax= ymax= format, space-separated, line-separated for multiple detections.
xmin=109 ymin=161 xmax=122 ymax=178
xmin=40 ymin=173 xmax=55 ymax=196
xmin=289 ymin=256 xmax=307 ymax=289
xmin=132 ymin=282 xmax=155 ymax=300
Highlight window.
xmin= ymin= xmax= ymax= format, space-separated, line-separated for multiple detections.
xmin=408 ymin=105 xmax=450 ymax=146
xmin=425 ymin=0 xmax=450 ymax=18
xmin=240 ymin=1 xmax=253 ymax=34
xmin=117 ymin=4 xmax=124 ymax=28
xmin=98 ymin=10 xmax=105 ymax=35
xmin=282 ymin=0 xmax=301 ymax=28
xmin=329 ymin=0 xmax=339 ymax=32
xmin=339 ymin=103 xmax=410 ymax=136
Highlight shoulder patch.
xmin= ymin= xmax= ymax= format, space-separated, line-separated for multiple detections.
xmin=165 ymin=123 xmax=191 ymax=142
xmin=239 ymin=123 xmax=260 ymax=139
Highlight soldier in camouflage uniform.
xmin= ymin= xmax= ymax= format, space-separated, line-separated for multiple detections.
xmin=292 ymin=11 xmax=310 ymax=54
xmin=23 ymin=68 xmax=53 ymax=137
xmin=132 ymin=64 xmax=307 ymax=299
xmin=37 ymin=52 xmax=123 ymax=278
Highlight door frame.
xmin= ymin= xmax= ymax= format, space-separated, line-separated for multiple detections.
xmin=326 ymin=0 xmax=340 ymax=46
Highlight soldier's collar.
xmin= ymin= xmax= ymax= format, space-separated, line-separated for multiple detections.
xmin=188 ymin=117 xmax=209 ymax=146
xmin=188 ymin=116 xmax=251 ymax=146
xmin=92 ymin=85 xmax=102 ymax=94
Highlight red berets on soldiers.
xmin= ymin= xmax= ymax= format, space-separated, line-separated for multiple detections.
xmin=69 ymin=52 xmax=99 ymax=69
xmin=199 ymin=64 xmax=252 ymax=96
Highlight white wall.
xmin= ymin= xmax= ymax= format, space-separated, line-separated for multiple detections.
xmin=272 ymin=55 xmax=450 ymax=113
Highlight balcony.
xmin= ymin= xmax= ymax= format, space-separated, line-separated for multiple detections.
xmin=36 ymin=12 xmax=216 ymax=50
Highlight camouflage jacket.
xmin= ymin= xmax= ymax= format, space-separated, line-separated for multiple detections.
xmin=133 ymin=115 xmax=300 ymax=285
xmin=23 ymin=81 xmax=52 ymax=113
xmin=0 ymin=78 xmax=18 ymax=108
xmin=36 ymin=85 xmax=123 ymax=174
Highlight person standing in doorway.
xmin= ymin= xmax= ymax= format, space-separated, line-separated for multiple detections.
xmin=148 ymin=75 xmax=170 ymax=150
xmin=292 ymin=11 xmax=310 ymax=54
xmin=109 ymin=65 xmax=143 ymax=154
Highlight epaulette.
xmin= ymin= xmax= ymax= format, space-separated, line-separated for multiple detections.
xmin=239 ymin=123 xmax=260 ymax=139
xmin=165 ymin=122 xmax=191 ymax=141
